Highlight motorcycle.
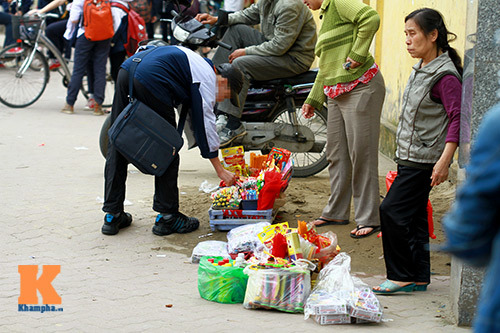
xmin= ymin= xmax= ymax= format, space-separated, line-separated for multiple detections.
xmin=99 ymin=0 xmax=328 ymax=177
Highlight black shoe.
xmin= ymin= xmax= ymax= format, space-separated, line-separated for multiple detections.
xmin=101 ymin=212 xmax=132 ymax=235
xmin=152 ymin=212 xmax=199 ymax=236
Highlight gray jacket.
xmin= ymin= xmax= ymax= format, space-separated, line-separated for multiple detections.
xmin=228 ymin=0 xmax=317 ymax=68
xmin=396 ymin=52 xmax=461 ymax=164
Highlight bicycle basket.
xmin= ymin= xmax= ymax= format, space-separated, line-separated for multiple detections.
xmin=12 ymin=16 xmax=42 ymax=42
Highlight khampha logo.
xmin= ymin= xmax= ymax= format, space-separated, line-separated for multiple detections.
xmin=18 ymin=265 xmax=63 ymax=313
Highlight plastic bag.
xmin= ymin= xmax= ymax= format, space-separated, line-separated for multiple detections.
xmin=257 ymin=171 xmax=286 ymax=210
xmin=198 ymin=256 xmax=249 ymax=304
xmin=304 ymin=253 xmax=382 ymax=324
xmin=226 ymin=222 xmax=270 ymax=254
xmin=191 ymin=241 xmax=229 ymax=263
xmin=313 ymin=231 xmax=339 ymax=265
xmin=243 ymin=265 xmax=311 ymax=313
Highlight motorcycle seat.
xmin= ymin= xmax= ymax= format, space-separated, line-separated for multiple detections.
xmin=250 ymin=69 xmax=318 ymax=87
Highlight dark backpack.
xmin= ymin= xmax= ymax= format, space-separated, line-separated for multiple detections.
xmin=111 ymin=2 xmax=148 ymax=56
xmin=129 ymin=0 xmax=152 ymax=23
xmin=83 ymin=0 xmax=114 ymax=41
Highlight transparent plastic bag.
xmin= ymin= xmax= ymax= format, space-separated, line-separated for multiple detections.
xmin=243 ymin=265 xmax=311 ymax=313
xmin=304 ymin=253 xmax=382 ymax=324
xmin=313 ymin=231 xmax=339 ymax=264
xmin=227 ymin=222 xmax=270 ymax=254
xmin=191 ymin=241 xmax=229 ymax=263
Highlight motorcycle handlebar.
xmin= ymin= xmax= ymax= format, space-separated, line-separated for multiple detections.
xmin=216 ymin=41 xmax=232 ymax=50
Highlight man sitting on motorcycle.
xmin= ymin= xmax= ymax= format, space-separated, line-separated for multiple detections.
xmin=196 ymin=0 xmax=317 ymax=147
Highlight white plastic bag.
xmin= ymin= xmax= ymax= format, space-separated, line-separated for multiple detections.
xmin=191 ymin=241 xmax=229 ymax=263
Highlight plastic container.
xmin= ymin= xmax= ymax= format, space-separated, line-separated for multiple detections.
xmin=209 ymin=208 xmax=273 ymax=231
xmin=241 ymin=199 xmax=258 ymax=210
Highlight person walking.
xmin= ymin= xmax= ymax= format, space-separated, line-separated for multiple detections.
xmin=374 ymin=8 xmax=462 ymax=293
xmin=301 ymin=0 xmax=386 ymax=239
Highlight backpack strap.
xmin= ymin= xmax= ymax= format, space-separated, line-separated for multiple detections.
xmin=111 ymin=2 xmax=129 ymax=13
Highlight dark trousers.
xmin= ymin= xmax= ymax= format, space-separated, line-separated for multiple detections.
xmin=66 ymin=35 xmax=111 ymax=105
xmin=379 ymin=164 xmax=432 ymax=283
xmin=45 ymin=19 xmax=67 ymax=60
xmin=103 ymin=68 xmax=180 ymax=214
xmin=0 ymin=12 xmax=14 ymax=47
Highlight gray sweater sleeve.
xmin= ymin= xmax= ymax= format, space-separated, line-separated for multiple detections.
xmin=228 ymin=2 xmax=261 ymax=26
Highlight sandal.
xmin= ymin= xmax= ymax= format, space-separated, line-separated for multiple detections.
xmin=350 ymin=225 xmax=380 ymax=239
xmin=313 ymin=217 xmax=349 ymax=227
xmin=413 ymin=283 xmax=429 ymax=291
xmin=373 ymin=280 xmax=415 ymax=294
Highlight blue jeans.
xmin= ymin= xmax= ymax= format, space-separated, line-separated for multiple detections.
xmin=0 ymin=12 xmax=14 ymax=47
xmin=66 ymin=35 xmax=111 ymax=105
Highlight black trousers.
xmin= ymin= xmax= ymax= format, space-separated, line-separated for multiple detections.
xmin=103 ymin=68 xmax=180 ymax=215
xmin=379 ymin=164 xmax=432 ymax=283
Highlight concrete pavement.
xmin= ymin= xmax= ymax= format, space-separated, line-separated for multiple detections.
xmin=0 ymin=77 xmax=470 ymax=332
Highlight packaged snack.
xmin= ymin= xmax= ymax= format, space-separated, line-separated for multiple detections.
xmin=221 ymin=146 xmax=246 ymax=176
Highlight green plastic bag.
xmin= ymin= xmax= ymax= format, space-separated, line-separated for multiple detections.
xmin=198 ymin=256 xmax=248 ymax=304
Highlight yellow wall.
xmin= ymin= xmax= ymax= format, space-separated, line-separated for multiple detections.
xmin=374 ymin=0 xmax=467 ymax=126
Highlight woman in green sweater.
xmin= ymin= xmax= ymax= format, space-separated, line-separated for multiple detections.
xmin=302 ymin=0 xmax=385 ymax=238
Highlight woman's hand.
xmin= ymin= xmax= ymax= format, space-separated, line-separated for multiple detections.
xmin=195 ymin=13 xmax=218 ymax=25
xmin=346 ymin=57 xmax=361 ymax=69
xmin=431 ymin=142 xmax=458 ymax=186
xmin=302 ymin=103 xmax=316 ymax=119
xmin=431 ymin=159 xmax=449 ymax=186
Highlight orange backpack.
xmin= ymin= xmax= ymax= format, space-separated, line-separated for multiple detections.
xmin=83 ymin=0 xmax=114 ymax=41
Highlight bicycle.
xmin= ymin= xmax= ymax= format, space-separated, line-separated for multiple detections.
xmin=0 ymin=13 xmax=114 ymax=108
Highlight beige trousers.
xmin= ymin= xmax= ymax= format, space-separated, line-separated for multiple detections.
xmin=321 ymin=72 xmax=386 ymax=227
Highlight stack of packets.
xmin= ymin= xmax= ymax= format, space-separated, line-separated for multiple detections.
xmin=304 ymin=253 xmax=383 ymax=325
xmin=211 ymin=146 xmax=293 ymax=210
xmin=243 ymin=262 xmax=311 ymax=313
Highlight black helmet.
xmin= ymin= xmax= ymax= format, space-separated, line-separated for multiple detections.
xmin=216 ymin=63 xmax=243 ymax=107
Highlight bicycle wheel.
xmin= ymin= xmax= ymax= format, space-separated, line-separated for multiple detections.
xmin=0 ymin=44 xmax=49 ymax=108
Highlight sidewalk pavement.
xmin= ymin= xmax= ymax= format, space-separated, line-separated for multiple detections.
xmin=0 ymin=78 xmax=470 ymax=332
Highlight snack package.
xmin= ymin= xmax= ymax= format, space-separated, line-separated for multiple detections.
xmin=221 ymin=146 xmax=246 ymax=176
xmin=257 ymin=222 xmax=289 ymax=250
xmin=211 ymin=186 xmax=241 ymax=209
xmin=191 ymin=241 xmax=230 ymax=263
xmin=265 ymin=147 xmax=291 ymax=171
xmin=243 ymin=265 xmax=311 ymax=313
xmin=226 ymin=222 xmax=270 ymax=254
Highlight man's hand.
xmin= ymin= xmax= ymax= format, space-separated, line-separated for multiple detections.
xmin=229 ymin=49 xmax=245 ymax=63
xmin=195 ymin=13 xmax=218 ymax=25
xmin=218 ymin=168 xmax=237 ymax=186
xmin=301 ymin=103 xmax=316 ymax=119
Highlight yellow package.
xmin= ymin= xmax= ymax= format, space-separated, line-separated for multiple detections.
xmin=221 ymin=146 xmax=246 ymax=175
xmin=257 ymin=222 xmax=289 ymax=249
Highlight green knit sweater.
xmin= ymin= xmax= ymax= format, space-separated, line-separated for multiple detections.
xmin=305 ymin=0 xmax=380 ymax=110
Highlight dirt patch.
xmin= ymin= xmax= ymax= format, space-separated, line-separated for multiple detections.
xmin=171 ymin=175 xmax=455 ymax=278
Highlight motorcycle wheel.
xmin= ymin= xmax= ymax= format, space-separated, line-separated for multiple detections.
xmin=99 ymin=115 xmax=112 ymax=158
xmin=271 ymin=105 xmax=328 ymax=178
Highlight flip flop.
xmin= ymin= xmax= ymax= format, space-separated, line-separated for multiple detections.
xmin=314 ymin=217 xmax=349 ymax=226
xmin=350 ymin=225 xmax=381 ymax=239
xmin=373 ymin=280 xmax=416 ymax=294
